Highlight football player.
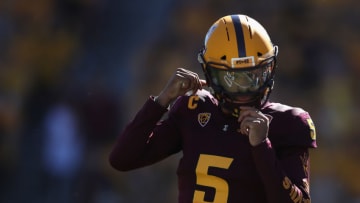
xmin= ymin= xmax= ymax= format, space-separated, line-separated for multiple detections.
xmin=109 ymin=14 xmax=317 ymax=203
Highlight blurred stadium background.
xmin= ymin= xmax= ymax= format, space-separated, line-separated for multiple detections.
xmin=0 ymin=0 xmax=360 ymax=202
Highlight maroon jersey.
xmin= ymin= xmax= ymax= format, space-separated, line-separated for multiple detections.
xmin=109 ymin=89 xmax=317 ymax=203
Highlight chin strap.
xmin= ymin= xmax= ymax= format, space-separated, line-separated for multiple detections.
xmin=219 ymin=97 xmax=261 ymax=118
xmin=260 ymin=79 xmax=274 ymax=106
xmin=215 ymin=89 xmax=260 ymax=118
xmin=216 ymin=81 xmax=274 ymax=118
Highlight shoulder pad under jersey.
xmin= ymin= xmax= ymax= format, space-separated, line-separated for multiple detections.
xmin=263 ymin=102 xmax=317 ymax=148
xmin=170 ymin=89 xmax=218 ymax=113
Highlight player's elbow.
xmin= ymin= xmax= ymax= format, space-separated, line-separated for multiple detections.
xmin=108 ymin=151 xmax=134 ymax=171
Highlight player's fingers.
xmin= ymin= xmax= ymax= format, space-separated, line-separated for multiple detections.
xmin=177 ymin=68 xmax=206 ymax=95
xmin=239 ymin=116 xmax=266 ymax=135
xmin=180 ymin=68 xmax=203 ymax=93
xmin=240 ymin=116 xmax=256 ymax=129
xmin=200 ymin=79 xmax=207 ymax=87
xmin=239 ymin=116 xmax=255 ymax=135
xmin=238 ymin=107 xmax=269 ymax=124
xmin=238 ymin=108 xmax=260 ymax=123
xmin=175 ymin=73 xmax=189 ymax=90
xmin=175 ymin=68 xmax=194 ymax=89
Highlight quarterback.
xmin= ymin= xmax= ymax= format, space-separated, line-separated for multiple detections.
xmin=109 ymin=14 xmax=317 ymax=203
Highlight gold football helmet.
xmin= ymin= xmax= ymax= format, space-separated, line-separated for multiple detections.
xmin=198 ymin=14 xmax=278 ymax=111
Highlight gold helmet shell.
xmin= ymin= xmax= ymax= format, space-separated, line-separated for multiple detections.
xmin=201 ymin=14 xmax=276 ymax=68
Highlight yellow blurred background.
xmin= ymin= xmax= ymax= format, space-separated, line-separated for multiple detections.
xmin=0 ymin=0 xmax=360 ymax=202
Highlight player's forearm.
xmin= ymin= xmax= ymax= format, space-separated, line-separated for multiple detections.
xmin=109 ymin=97 xmax=168 ymax=171
xmin=252 ymin=139 xmax=311 ymax=203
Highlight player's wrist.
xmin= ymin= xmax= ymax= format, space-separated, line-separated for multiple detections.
xmin=250 ymin=137 xmax=269 ymax=147
xmin=154 ymin=94 xmax=172 ymax=108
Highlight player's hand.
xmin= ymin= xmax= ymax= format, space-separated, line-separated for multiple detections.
xmin=237 ymin=106 xmax=269 ymax=146
xmin=156 ymin=68 xmax=207 ymax=107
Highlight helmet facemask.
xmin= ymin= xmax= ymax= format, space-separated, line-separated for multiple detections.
xmin=199 ymin=46 xmax=278 ymax=116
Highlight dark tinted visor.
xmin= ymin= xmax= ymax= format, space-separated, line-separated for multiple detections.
xmin=207 ymin=57 xmax=275 ymax=94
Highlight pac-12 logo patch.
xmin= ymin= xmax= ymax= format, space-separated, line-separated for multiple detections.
xmin=198 ymin=113 xmax=211 ymax=127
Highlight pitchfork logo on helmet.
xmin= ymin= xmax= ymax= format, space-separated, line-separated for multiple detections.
xmin=198 ymin=14 xmax=278 ymax=110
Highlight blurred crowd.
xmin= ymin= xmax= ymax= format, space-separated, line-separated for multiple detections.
xmin=0 ymin=0 xmax=360 ymax=202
